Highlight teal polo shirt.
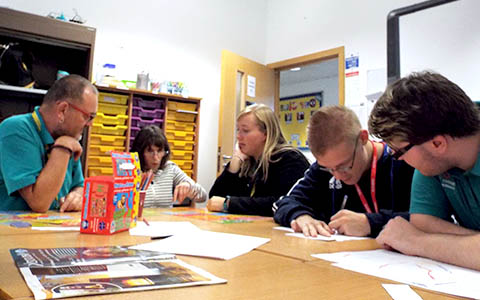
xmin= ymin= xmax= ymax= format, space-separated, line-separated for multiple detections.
xmin=0 ymin=106 xmax=84 ymax=211
xmin=410 ymin=151 xmax=480 ymax=230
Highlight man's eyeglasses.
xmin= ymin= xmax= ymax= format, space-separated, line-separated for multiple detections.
xmin=319 ymin=133 xmax=360 ymax=174
xmin=387 ymin=143 xmax=415 ymax=160
xmin=68 ymin=102 xmax=96 ymax=123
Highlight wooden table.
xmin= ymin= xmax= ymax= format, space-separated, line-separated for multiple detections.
xmin=0 ymin=209 xmax=463 ymax=300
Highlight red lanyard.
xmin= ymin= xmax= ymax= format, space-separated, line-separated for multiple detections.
xmin=354 ymin=141 xmax=379 ymax=213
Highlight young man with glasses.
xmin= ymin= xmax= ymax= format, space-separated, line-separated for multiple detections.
xmin=0 ymin=75 xmax=98 ymax=212
xmin=273 ymin=106 xmax=414 ymax=237
xmin=369 ymin=71 xmax=480 ymax=270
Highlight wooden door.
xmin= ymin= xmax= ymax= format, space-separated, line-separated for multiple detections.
xmin=217 ymin=50 xmax=275 ymax=174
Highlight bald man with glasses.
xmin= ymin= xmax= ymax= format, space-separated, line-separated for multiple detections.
xmin=273 ymin=106 xmax=414 ymax=237
xmin=0 ymin=75 xmax=98 ymax=212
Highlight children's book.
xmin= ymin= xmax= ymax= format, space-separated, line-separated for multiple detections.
xmin=11 ymin=246 xmax=226 ymax=299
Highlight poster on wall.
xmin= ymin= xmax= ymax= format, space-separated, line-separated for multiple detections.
xmin=279 ymin=92 xmax=323 ymax=150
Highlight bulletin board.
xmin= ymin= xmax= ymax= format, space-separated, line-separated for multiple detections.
xmin=279 ymin=92 xmax=323 ymax=150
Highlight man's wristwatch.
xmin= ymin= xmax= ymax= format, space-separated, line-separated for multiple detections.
xmin=223 ymin=196 xmax=231 ymax=212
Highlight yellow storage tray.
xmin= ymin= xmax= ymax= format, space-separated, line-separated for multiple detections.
xmin=169 ymin=140 xmax=195 ymax=151
xmin=98 ymin=92 xmax=128 ymax=105
xmin=167 ymin=101 xmax=197 ymax=111
xmin=89 ymin=145 xmax=125 ymax=156
xmin=90 ymin=134 xmax=126 ymax=147
xmin=166 ymin=130 xmax=195 ymax=141
xmin=91 ymin=123 xmax=128 ymax=136
xmin=171 ymin=150 xmax=194 ymax=160
xmin=88 ymin=167 xmax=113 ymax=177
xmin=98 ymin=102 xmax=128 ymax=115
xmin=183 ymin=170 xmax=193 ymax=178
xmin=94 ymin=112 xmax=128 ymax=125
xmin=88 ymin=155 xmax=112 ymax=167
xmin=172 ymin=159 xmax=193 ymax=170
xmin=166 ymin=110 xmax=197 ymax=122
xmin=166 ymin=120 xmax=195 ymax=132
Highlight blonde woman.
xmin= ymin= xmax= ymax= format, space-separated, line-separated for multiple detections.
xmin=207 ymin=104 xmax=310 ymax=216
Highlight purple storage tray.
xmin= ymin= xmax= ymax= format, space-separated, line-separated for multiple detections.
xmin=131 ymin=116 xmax=164 ymax=128
xmin=132 ymin=106 xmax=165 ymax=119
xmin=132 ymin=97 xmax=165 ymax=109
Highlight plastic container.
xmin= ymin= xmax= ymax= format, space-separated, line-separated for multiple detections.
xmin=132 ymin=106 xmax=165 ymax=119
xmin=89 ymin=145 xmax=125 ymax=156
xmin=166 ymin=130 xmax=195 ymax=141
xmin=98 ymin=102 xmax=128 ymax=115
xmin=91 ymin=123 xmax=128 ymax=136
xmin=172 ymin=159 xmax=193 ymax=170
xmin=98 ymin=92 xmax=128 ymax=105
xmin=166 ymin=110 xmax=196 ymax=122
xmin=130 ymin=126 xmax=141 ymax=138
xmin=88 ymin=166 xmax=113 ymax=177
xmin=183 ymin=170 xmax=193 ymax=178
xmin=167 ymin=101 xmax=196 ymax=111
xmin=166 ymin=120 xmax=195 ymax=132
xmin=94 ymin=112 xmax=128 ymax=125
xmin=88 ymin=155 xmax=113 ymax=167
xmin=133 ymin=97 xmax=165 ymax=109
xmin=130 ymin=116 xmax=163 ymax=128
xmin=171 ymin=150 xmax=194 ymax=160
xmin=169 ymin=140 xmax=195 ymax=151
xmin=90 ymin=134 xmax=126 ymax=147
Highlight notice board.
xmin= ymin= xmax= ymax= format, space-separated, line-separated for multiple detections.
xmin=279 ymin=92 xmax=323 ymax=150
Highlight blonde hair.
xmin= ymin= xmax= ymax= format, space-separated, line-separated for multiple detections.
xmin=238 ymin=104 xmax=301 ymax=182
xmin=307 ymin=106 xmax=361 ymax=156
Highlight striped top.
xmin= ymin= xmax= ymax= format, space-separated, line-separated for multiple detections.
xmin=144 ymin=161 xmax=207 ymax=208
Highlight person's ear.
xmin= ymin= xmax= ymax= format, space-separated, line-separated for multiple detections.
xmin=359 ymin=129 xmax=369 ymax=145
xmin=56 ymin=100 xmax=69 ymax=122
xmin=429 ymin=135 xmax=448 ymax=155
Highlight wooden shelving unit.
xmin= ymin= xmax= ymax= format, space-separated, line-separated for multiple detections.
xmin=87 ymin=86 xmax=201 ymax=180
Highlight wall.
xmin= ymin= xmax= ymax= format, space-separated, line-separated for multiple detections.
xmin=265 ymin=0 xmax=480 ymax=116
xmin=0 ymin=0 xmax=268 ymax=193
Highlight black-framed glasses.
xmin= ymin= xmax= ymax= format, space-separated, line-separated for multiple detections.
xmin=319 ymin=133 xmax=360 ymax=174
xmin=387 ymin=143 xmax=415 ymax=160
xmin=68 ymin=102 xmax=96 ymax=122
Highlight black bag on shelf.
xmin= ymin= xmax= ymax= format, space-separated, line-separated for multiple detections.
xmin=0 ymin=43 xmax=35 ymax=88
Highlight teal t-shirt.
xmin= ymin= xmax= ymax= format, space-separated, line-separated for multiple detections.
xmin=410 ymin=151 xmax=480 ymax=230
xmin=0 ymin=106 xmax=84 ymax=210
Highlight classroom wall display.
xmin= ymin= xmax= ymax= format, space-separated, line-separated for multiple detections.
xmin=279 ymin=92 xmax=323 ymax=149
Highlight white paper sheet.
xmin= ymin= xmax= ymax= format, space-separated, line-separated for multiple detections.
xmin=274 ymin=226 xmax=369 ymax=241
xmin=31 ymin=227 xmax=79 ymax=231
xmin=312 ymin=249 xmax=480 ymax=299
xmin=382 ymin=284 xmax=423 ymax=300
xmin=129 ymin=221 xmax=201 ymax=238
xmin=130 ymin=230 xmax=270 ymax=260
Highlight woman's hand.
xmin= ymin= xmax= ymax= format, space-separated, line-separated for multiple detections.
xmin=228 ymin=143 xmax=248 ymax=173
xmin=173 ymin=182 xmax=196 ymax=204
xmin=206 ymin=196 xmax=226 ymax=212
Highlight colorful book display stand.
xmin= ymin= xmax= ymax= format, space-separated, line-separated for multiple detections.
xmin=81 ymin=151 xmax=141 ymax=234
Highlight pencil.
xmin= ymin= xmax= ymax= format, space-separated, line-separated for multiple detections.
xmin=143 ymin=170 xmax=154 ymax=191
xmin=143 ymin=218 xmax=150 ymax=226
xmin=340 ymin=195 xmax=348 ymax=210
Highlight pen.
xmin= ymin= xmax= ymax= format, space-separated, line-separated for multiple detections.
xmin=143 ymin=218 xmax=150 ymax=226
xmin=340 ymin=195 xmax=348 ymax=210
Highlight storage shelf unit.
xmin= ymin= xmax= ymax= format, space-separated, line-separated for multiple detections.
xmin=86 ymin=86 xmax=201 ymax=180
